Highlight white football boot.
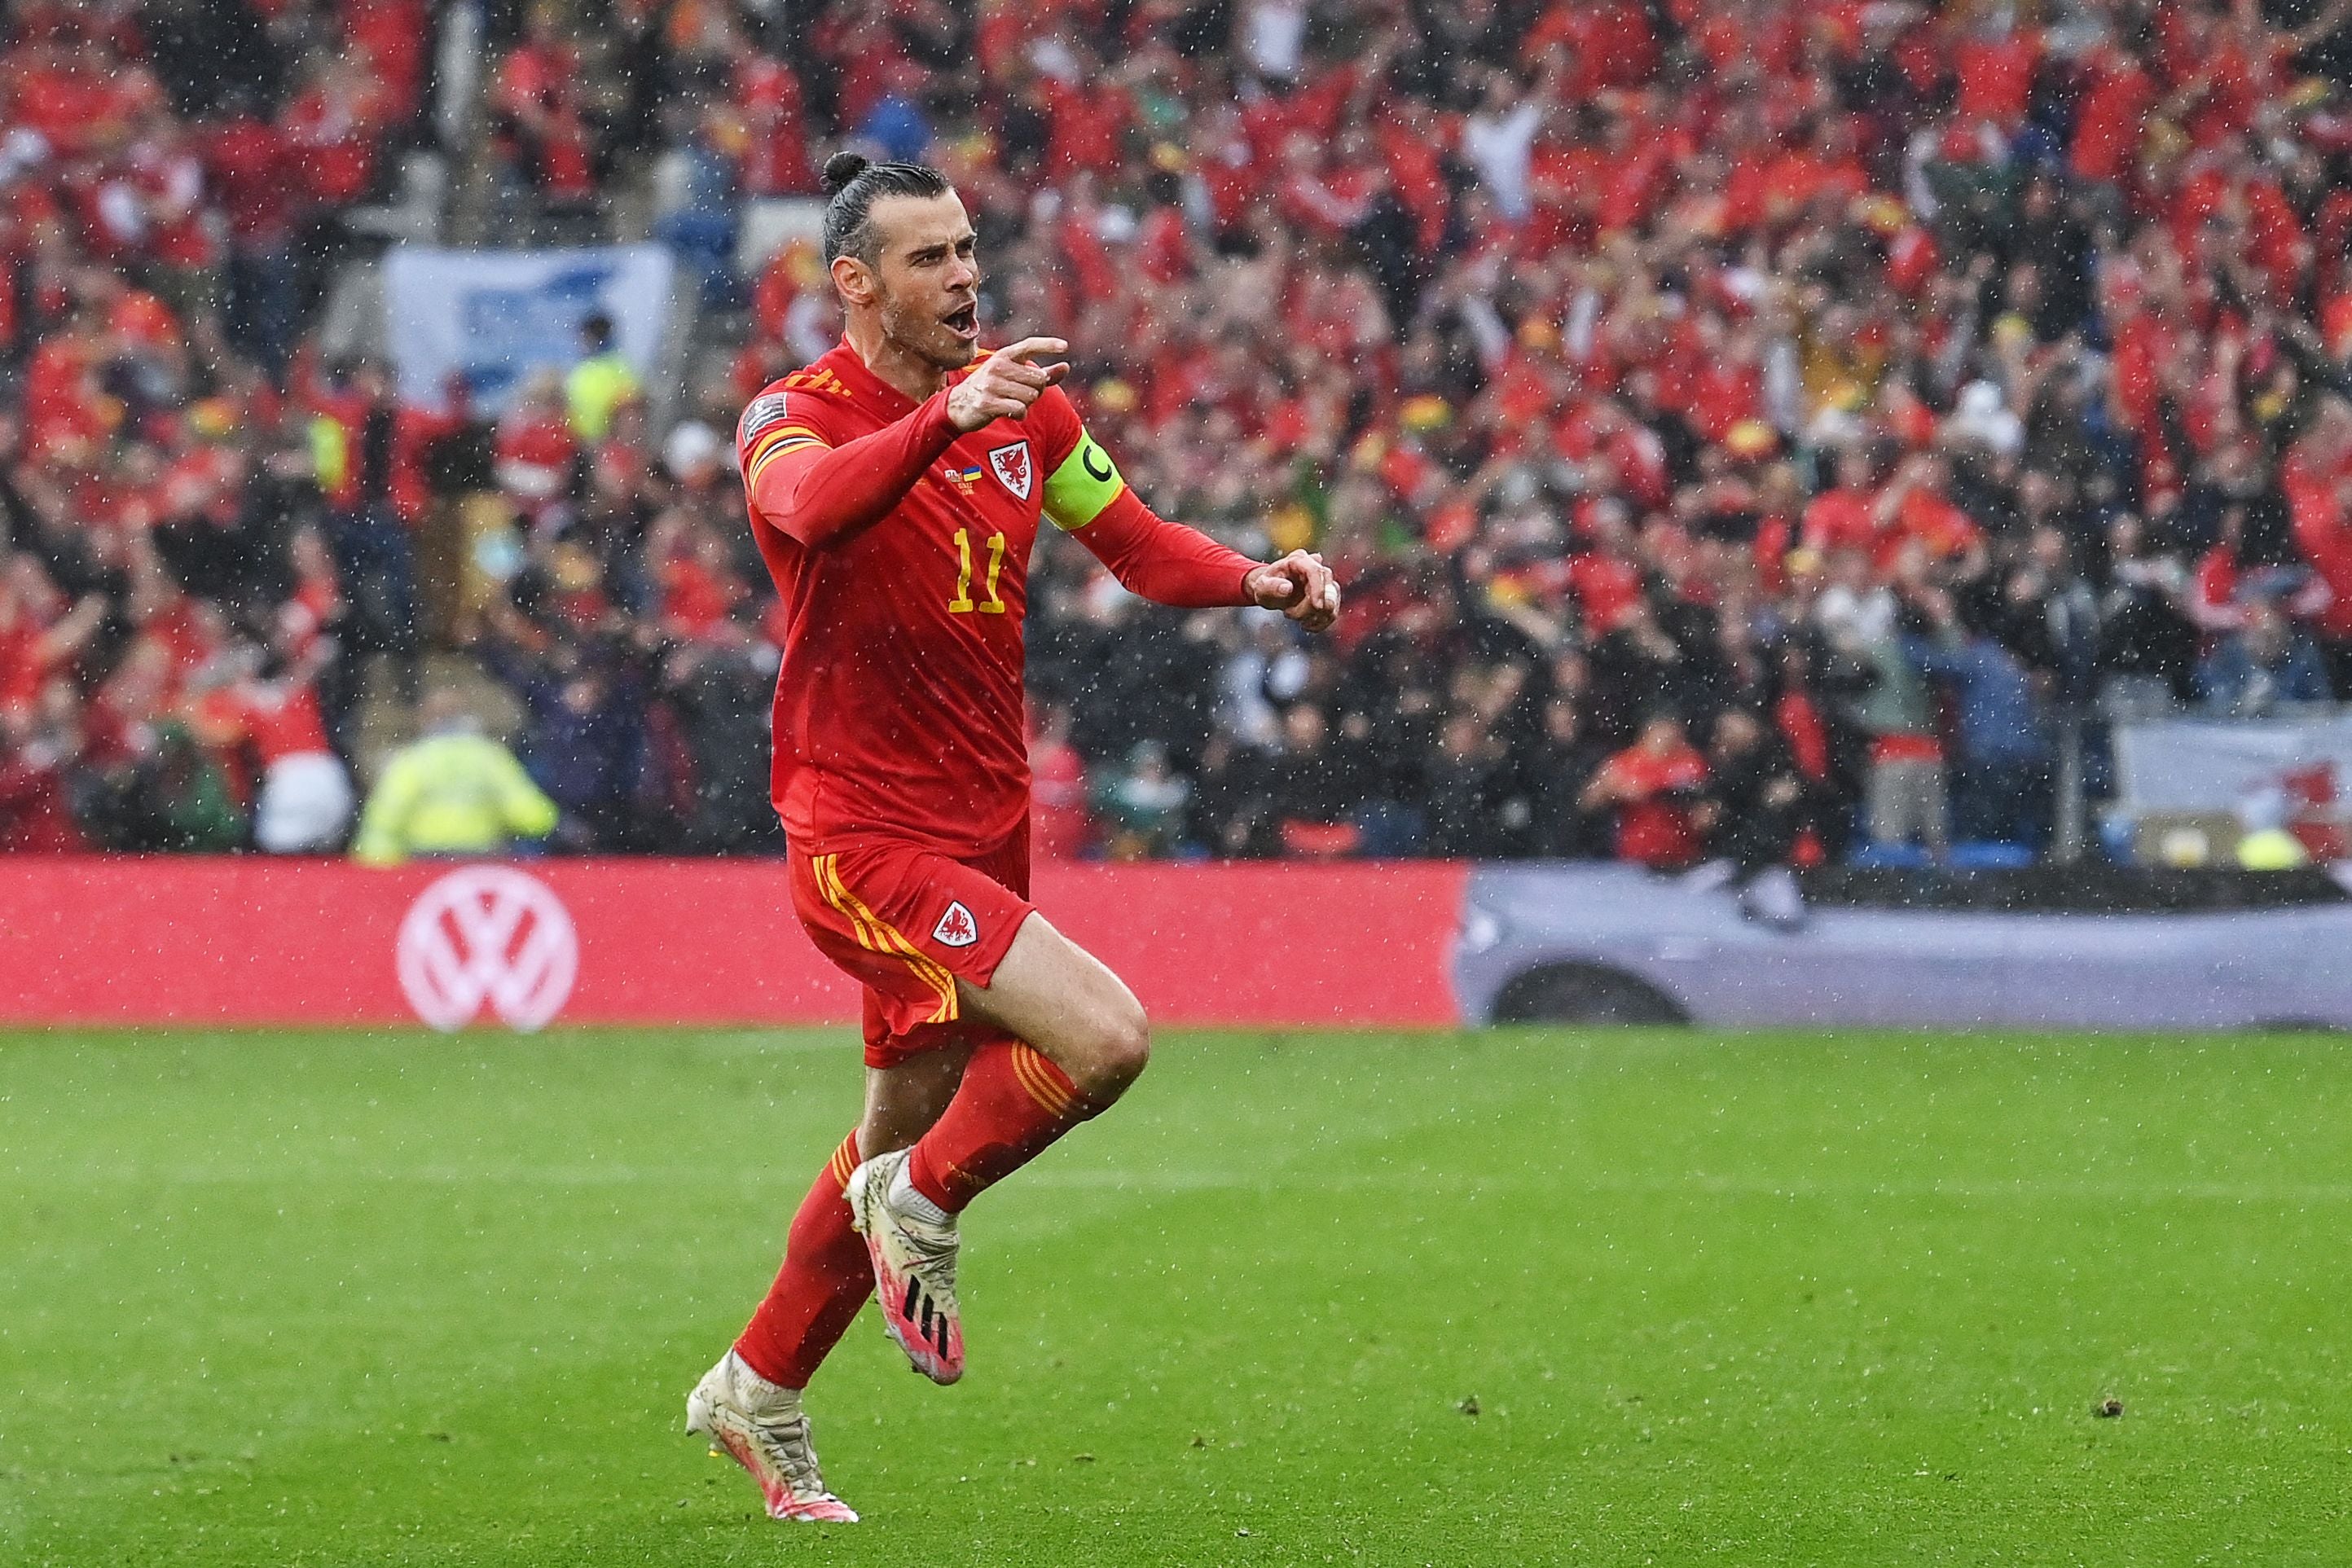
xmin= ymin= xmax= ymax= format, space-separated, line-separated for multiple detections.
xmin=845 ymin=1150 xmax=965 ymax=1384
xmin=684 ymin=1350 xmax=859 ymax=1522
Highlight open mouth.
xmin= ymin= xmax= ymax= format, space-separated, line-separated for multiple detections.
xmin=942 ymin=303 xmax=978 ymax=340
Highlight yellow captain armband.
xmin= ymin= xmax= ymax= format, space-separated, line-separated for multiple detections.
xmin=1041 ymin=428 xmax=1128 ymax=530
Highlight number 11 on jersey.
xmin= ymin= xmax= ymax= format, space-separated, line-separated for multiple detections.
xmin=949 ymin=529 xmax=1007 ymax=614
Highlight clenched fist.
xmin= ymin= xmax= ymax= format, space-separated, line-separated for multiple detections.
xmin=1245 ymin=550 xmax=1341 ymax=632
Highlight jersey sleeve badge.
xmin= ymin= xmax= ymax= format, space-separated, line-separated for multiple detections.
xmin=739 ymin=390 xmax=832 ymax=486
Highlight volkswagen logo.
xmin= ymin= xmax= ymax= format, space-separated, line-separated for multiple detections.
xmin=397 ymin=867 xmax=579 ymax=1032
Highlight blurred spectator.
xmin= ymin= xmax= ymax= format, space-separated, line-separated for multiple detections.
xmin=0 ymin=677 xmax=92 ymax=852
xmin=1818 ymin=556 xmax=1949 ymax=860
xmin=661 ymin=629 xmax=785 ymax=854
xmin=209 ymin=90 xmax=300 ymax=381
xmin=350 ymin=689 xmax=559 ymax=866
xmin=239 ymin=635 xmax=354 ymax=853
xmin=1426 ymin=707 xmax=1521 ymax=858
xmin=2200 ymin=600 xmax=2333 ymax=714
xmin=1092 ymin=740 xmax=1191 ymax=860
xmin=1524 ymin=696 xmax=1610 ymax=858
xmin=1268 ymin=703 xmax=1367 ymax=858
xmin=1580 ymin=714 xmax=1713 ymax=871
xmin=1907 ymin=591 xmax=2053 ymax=850
xmin=309 ymin=360 xmax=425 ymax=706
xmin=653 ymin=99 xmax=744 ymax=308
xmin=565 ymin=314 xmax=641 ymax=442
xmin=1029 ymin=704 xmax=1095 ymax=859
xmin=1705 ymin=709 xmax=1805 ymax=875
xmin=488 ymin=5 xmax=597 ymax=231
xmin=477 ymin=628 xmax=647 ymax=850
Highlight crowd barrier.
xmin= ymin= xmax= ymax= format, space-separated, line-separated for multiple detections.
xmin=0 ymin=858 xmax=1470 ymax=1030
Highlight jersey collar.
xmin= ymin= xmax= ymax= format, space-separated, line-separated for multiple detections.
xmin=826 ymin=335 xmax=972 ymax=419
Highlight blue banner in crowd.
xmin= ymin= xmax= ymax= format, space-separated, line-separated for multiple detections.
xmin=382 ymin=244 xmax=674 ymax=412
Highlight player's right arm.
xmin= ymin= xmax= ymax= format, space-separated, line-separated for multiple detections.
xmin=743 ymin=340 xmax=1069 ymax=551
xmin=741 ymin=387 xmax=954 ymax=551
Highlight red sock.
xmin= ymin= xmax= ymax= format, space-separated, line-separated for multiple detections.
xmin=907 ymin=1041 xmax=1094 ymax=1213
xmin=733 ymin=1131 xmax=872 ymax=1389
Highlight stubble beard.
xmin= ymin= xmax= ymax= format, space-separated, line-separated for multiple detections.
xmin=879 ymin=288 xmax=977 ymax=373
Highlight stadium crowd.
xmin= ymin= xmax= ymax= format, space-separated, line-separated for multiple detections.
xmin=7 ymin=0 xmax=2352 ymax=864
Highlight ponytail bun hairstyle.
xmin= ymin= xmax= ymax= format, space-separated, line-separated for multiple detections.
xmin=820 ymin=151 xmax=870 ymax=197
xmin=819 ymin=152 xmax=954 ymax=266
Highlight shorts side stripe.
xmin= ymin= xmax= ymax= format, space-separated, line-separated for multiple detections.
xmin=835 ymin=860 xmax=962 ymax=1026
xmin=816 ymin=854 xmax=952 ymax=1021
xmin=827 ymin=859 xmax=940 ymax=1003
xmin=814 ymin=854 xmax=885 ymax=953
xmin=868 ymin=916 xmax=959 ymax=1025
xmin=812 ymin=855 xmax=873 ymax=949
xmin=819 ymin=855 xmax=961 ymax=1025
xmin=820 ymin=862 xmax=952 ymax=986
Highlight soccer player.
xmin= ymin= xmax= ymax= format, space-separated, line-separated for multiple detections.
xmin=684 ymin=152 xmax=1341 ymax=1522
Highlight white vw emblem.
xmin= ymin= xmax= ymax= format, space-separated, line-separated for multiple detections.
xmin=397 ymin=867 xmax=578 ymax=1032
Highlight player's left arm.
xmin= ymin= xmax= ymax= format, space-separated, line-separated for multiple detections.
xmin=1040 ymin=397 xmax=1339 ymax=630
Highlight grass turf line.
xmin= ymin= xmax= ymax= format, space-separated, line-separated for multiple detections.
xmin=3 ymin=1026 xmax=2348 ymax=1566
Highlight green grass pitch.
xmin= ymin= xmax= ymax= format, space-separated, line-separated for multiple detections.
xmin=5 ymin=1026 xmax=2350 ymax=1565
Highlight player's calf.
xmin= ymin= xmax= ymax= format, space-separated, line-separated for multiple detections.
xmin=851 ymin=1035 xmax=1111 ymax=1381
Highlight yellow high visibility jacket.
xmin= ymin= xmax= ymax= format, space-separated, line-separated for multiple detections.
xmin=351 ymin=734 xmax=561 ymax=866
xmin=565 ymin=353 xmax=641 ymax=441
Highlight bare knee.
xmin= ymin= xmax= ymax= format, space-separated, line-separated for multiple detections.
xmin=958 ymin=913 xmax=1151 ymax=1102
xmin=1066 ymin=999 xmax=1150 ymax=1102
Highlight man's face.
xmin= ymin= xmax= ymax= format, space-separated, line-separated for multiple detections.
xmin=840 ymin=191 xmax=982 ymax=371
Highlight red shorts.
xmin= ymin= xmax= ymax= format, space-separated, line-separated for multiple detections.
xmin=788 ymin=823 xmax=1036 ymax=1069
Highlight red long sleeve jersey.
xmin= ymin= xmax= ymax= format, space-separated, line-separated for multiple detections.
xmin=739 ymin=338 xmax=1259 ymax=856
